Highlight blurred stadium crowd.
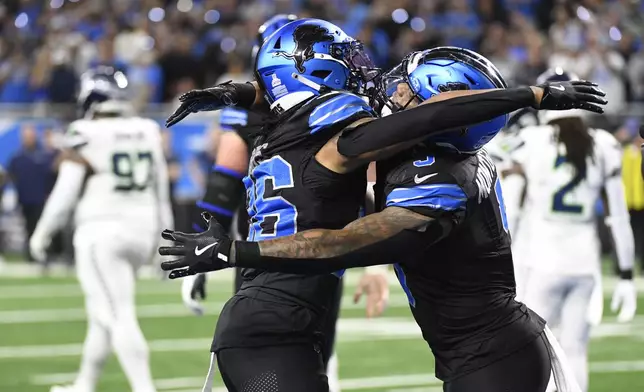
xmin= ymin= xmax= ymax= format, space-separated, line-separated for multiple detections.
xmin=1 ymin=0 xmax=644 ymax=268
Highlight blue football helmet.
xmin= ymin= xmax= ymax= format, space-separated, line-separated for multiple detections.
xmin=255 ymin=18 xmax=379 ymax=114
xmin=251 ymin=14 xmax=298 ymax=64
xmin=377 ymin=47 xmax=508 ymax=154
xmin=78 ymin=66 xmax=131 ymax=118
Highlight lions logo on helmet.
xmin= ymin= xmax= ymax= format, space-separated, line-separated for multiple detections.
xmin=273 ymin=24 xmax=335 ymax=73
xmin=255 ymin=18 xmax=379 ymax=114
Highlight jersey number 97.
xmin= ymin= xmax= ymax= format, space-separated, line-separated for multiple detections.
xmin=112 ymin=152 xmax=153 ymax=191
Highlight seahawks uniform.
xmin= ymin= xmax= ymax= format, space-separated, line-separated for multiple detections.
xmin=374 ymin=146 xmax=548 ymax=389
xmin=214 ymin=91 xmax=375 ymax=391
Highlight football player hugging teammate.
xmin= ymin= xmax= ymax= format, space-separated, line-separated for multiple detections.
xmin=160 ymin=17 xmax=608 ymax=392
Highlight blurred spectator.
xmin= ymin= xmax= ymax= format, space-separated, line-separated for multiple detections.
xmin=159 ymin=31 xmax=203 ymax=101
xmin=7 ymin=125 xmax=60 ymax=262
xmin=619 ymin=118 xmax=644 ymax=271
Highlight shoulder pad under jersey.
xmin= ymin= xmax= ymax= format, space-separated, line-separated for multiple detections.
xmin=308 ymin=92 xmax=375 ymax=135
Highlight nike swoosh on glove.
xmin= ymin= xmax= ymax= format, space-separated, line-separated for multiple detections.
xmin=166 ymin=81 xmax=240 ymax=127
xmin=536 ymin=80 xmax=607 ymax=114
xmin=611 ymin=279 xmax=637 ymax=323
xmin=159 ymin=212 xmax=233 ymax=279
xmin=181 ymin=273 xmax=207 ymax=316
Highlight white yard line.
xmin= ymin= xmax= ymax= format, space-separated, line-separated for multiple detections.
xmin=0 ymin=295 xmax=412 ymax=324
xmin=33 ymin=361 xmax=644 ymax=391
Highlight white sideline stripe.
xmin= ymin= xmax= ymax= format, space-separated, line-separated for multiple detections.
xmin=0 ymin=295 xmax=412 ymax=324
xmin=32 ymin=362 xmax=644 ymax=391
xmin=2 ymin=318 xmax=421 ymax=359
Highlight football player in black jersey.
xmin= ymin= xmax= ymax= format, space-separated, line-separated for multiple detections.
xmin=160 ymin=46 xmax=607 ymax=391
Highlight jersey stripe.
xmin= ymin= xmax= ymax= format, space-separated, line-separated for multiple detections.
xmin=308 ymin=93 xmax=373 ymax=134
xmin=196 ymin=200 xmax=235 ymax=217
xmin=386 ymin=184 xmax=467 ymax=211
xmin=219 ymin=108 xmax=248 ymax=130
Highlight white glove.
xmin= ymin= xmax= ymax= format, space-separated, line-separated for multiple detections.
xmin=29 ymin=232 xmax=50 ymax=263
xmin=611 ymin=279 xmax=637 ymax=323
xmin=181 ymin=273 xmax=207 ymax=316
xmin=354 ymin=265 xmax=390 ymax=318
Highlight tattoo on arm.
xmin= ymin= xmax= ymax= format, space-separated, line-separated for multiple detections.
xmin=258 ymin=207 xmax=432 ymax=259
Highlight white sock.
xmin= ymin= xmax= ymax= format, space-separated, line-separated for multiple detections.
xmin=111 ymin=312 xmax=156 ymax=392
xmin=327 ymin=353 xmax=340 ymax=392
xmin=74 ymin=321 xmax=111 ymax=392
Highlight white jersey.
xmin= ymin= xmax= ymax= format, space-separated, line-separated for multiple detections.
xmin=67 ymin=117 xmax=171 ymax=229
xmin=511 ymin=125 xmax=623 ymax=275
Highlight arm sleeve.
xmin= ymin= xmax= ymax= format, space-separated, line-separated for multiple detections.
xmin=152 ymin=133 xmax=174 ymax=232
xmin=602 ymin=141 xmax=635 ymax=277
xmin=31 ymin=160 xmax=86 ymax=241
xmin=337 ymin=87 xmax=535 ymax=158
xmin=195 ymin=165 xmax=245 ymax=232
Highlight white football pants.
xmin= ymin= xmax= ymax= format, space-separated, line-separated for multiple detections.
xmin=71 ymin=221 xmax=157 ymax=392
xmin=521 ymin=269 xmax=595 ymax=392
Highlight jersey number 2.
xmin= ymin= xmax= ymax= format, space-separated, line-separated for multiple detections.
xmin=112 ymin=152 xmax=153 ymax=191
xmin=246 ymin=156 xmax=298 ymax=241
xmin=552 ymin=156 xmax=584 ymax=214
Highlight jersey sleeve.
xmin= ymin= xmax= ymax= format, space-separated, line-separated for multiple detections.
xmin=384 ymin=159 xmax=467 ymax=222
xmin=308 ymin=92 xmax=375 ymax=135
xmin=594 ymin=128 xmax=623 ymax=180
xmin=64 ymin=120 xmax=90 ymax=150
xmin=219 ymin=108 xmax=249 ymax=132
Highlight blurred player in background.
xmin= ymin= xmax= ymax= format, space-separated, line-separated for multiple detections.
xmin=509 ymin=69 xmax=636 ymax=392
xmin=30 ymin=67 xmax=173 ymax=392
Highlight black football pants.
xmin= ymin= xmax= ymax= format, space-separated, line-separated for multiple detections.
xmin=217 ymin=344 xmax=329 ymax=392
xmin=443 ymin=331 xmax=552 ymax=392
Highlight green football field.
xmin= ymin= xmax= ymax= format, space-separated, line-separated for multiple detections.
xmin=1 ymin=269 xmax=644 ymax=392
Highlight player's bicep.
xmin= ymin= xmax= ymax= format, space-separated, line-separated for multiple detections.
xmin=215 ymin=132 xmax=248 ymax=174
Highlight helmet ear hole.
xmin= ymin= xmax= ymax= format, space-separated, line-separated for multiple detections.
xmin=311 ymin=70 xmax=332 ymax=79
xmin=274 ymin=37 xmax=282 ymax=49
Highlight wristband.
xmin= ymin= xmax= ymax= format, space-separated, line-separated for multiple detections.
xmin=233 ymin=82 xmax=257 ymax=109
xmin=619 ymin=269 xmax=633 ymax=280
xmin=231 ymin=241 xmax=261 ymax=267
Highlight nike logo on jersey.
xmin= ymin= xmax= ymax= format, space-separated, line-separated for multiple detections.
xmin=414 ymin=173 xmax=438 ymax=184
xmin=551 ymin=85 xmax=565 ymax=91
xmin=195 ymin=242 xmax=217 ymax=256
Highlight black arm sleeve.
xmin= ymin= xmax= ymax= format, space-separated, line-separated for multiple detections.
xmin=337 ymin=87 xmax=535 ymax=158
xmin=231 ymin=217 xmax=454 ymax=275
xmin=195 ymin=167 xmax=245 ymax=232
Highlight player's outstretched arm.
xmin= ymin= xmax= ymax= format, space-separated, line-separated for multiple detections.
xmin=165 ymin=81 xmax=261 ymax=127
xmin=318 ymin=82 xmax=607 ymax=173
xmin=158 ymin=208 xmax=455 ymax=278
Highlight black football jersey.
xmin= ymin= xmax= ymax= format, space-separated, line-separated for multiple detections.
xmin=375 ymin=146 xmax=546 ymax=381
xmin=213 ymin=91 xmax=376 ymax=351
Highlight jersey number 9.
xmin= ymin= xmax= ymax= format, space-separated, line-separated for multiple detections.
xmin=112 ymin=152 xmax=153 ymax=191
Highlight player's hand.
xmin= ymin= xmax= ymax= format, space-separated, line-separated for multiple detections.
xmin=181 ymin=273 xmax=207 ymax=316
xmin=354 ymin=266 xmax=390 ymax=318
xmin=29 ymin=232 xmax=49 ymax=263
xmin=159 ymin=212 xmax=233 ymax=279
xmin=166 ymin=81 xmax=240 ymax=127
xmin=534 ymin=80 xmax=607 ymax=114
xmin=611 ymin=279 xmax=637 ymax=323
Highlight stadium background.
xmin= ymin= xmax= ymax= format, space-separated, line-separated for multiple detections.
xmin=1 ymin=0 xmax=644 ymax=391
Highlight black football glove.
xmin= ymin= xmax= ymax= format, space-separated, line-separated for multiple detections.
xmin=159 ymin=212 xmax=233 ymax=279
xmin=536 ymin=80 xmax=607 ymax=114
xmin=166 ymin=81 xmax=251 ymax=127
